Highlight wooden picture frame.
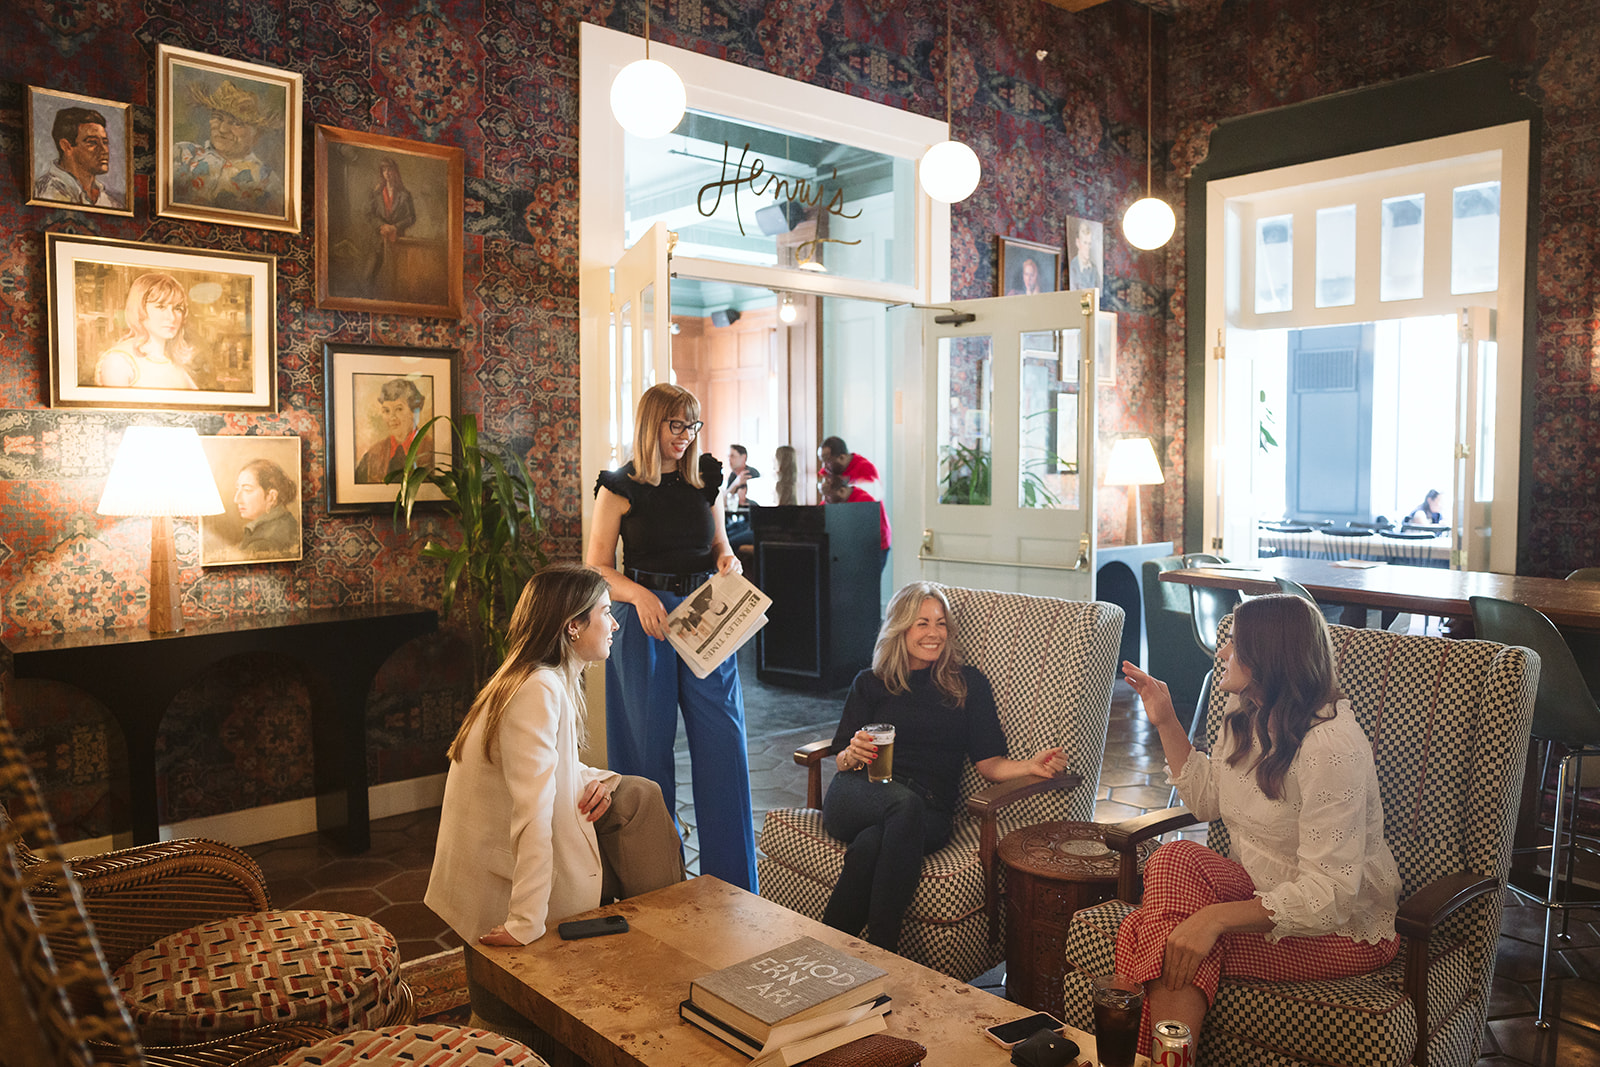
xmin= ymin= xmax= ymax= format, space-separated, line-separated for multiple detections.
xmin=199 ymin=435 xmax=303 ymax=566
xmin=996 ymin=235 xmax=1060 ymax=297
xmin=25 ymin=87 xmax=133 ymax=215
xmin=1064 ymin=215 xmax=1105 ymax=296
xmin=156 ymin=44 xmax=303 ymax=232
xmin=46 ymin=233 xmax=277 ymax=412
xmin=324 ymin=342 xmax=457 ymax=513
xmin=314 ymin=126 xmax=464 ymax=318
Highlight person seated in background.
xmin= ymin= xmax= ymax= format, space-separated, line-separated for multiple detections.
xmin=821 ymin=582 xmax=1070 ymax=953
xmin=725 ymin=444 xmax=759 ymax=549
xmin=821 ymin=473 xmax=891 ymax=575
xmin=1408 ymin=489 xmax=1443 ymax=525
xmin=818 ymin=435 xmax=882 ymax=500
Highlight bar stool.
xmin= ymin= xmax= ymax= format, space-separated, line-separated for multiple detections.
xmin=1470 ymin=595 xmax=1600 ymax=1026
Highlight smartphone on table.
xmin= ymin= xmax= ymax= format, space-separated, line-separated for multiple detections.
xmin=557 ymin=915 xmax=630 ymax=939
xmin=983 ymin=1011 xmax=1070 ymax=1049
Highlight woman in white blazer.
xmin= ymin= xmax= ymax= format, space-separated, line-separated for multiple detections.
xmin=426 ymin=562 xmax=684 ymax=1045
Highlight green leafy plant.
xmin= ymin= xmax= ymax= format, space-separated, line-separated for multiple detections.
xmin=393 ymin=414 xmax=548 ymax=687
xmin=1259 ymin=388 xmax=1280 ymax=453
xmin=939 ymin=439 xmax=1063 ymax=509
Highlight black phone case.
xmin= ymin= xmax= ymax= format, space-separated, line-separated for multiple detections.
xmin=558 ymin=915 xmax=629 ymax=939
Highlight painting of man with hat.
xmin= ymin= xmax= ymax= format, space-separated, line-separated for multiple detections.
xmin=157 ymin=44 xmax=302 ymax=231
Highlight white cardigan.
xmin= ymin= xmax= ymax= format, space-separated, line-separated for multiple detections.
xmin=425 ymin=667 xmax=619 ymax=944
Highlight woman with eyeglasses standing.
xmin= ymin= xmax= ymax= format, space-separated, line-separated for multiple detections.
xmin=586 ymin=383 xmax=758 ymax=891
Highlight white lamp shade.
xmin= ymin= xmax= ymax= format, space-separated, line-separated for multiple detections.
xmin=1104 ymin=436 xmax=1164 ymax=487
xmin=97 ymin=426 xmax=225 ymax=517
xmin=610 ymin=59 xmax=686 ymax=138
xmin=919 ymin=139 xmax=981 ymax=204
xmin=1122 ymin=196 xmax=1176 ymax=250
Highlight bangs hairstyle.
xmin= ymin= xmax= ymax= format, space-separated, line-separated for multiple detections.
xmin=872 ymin=582 xmax=967 ymax=706
xmin=629 ymin=383 xmax=703 ymax=489
xmin=122 ymin=272 xmax=196 ymax=364
xmin=447 ymin=562 xmax=609 ymax=763
xmin=1222 ymin=594 xmax=1343 ymax=800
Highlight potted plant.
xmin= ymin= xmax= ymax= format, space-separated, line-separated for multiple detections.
xmin=393 ymin=413 xmax=548 ymax=687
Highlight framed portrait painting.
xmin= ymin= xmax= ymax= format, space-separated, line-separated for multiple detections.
xmin=1064 ymin=216 xmax=1105 ymax=296
xmin=156 ymin=44 xmax=303 ymax=232
xmin=25 ymin=87 xmax=133 ymax=215
xmin=199 ymin=435 xmax=303 ymax=566
xmin=996 ymin=235 xmax=1060 ymax=297
xmin=45 ymin=233 xmax=277 ymax=412
xmin=314 ymin=126 xmax=464 ymax=318
xmin=324 ymin=343 xmax=457 ymax=513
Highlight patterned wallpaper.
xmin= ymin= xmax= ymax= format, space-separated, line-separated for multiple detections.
xmin=1 ymin=0 xmax=1594 ymax=839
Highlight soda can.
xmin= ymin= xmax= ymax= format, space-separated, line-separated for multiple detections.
xmin=1152 ymin=1019 xmax=1194 ymax=1067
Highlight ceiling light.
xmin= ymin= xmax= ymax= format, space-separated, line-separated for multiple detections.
xmin=919 ymin=1 xmax=980 ymax=204
xmin=778 ymin=293 xmax=797 ymax=324
xmin=1122 ymin=9 xmax=1174 ymax=251
xmin=610 ymin=3 xmax=685 ymax=138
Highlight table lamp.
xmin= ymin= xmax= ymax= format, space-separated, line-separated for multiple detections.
xmin=1104 ymin=435 xmax=1164 ymax=546
xmin=97 ymin=426 xmax=225 ymax=634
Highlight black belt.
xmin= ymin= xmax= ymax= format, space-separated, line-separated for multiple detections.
xmin=626 ymin=567 xmax=713 ymax=595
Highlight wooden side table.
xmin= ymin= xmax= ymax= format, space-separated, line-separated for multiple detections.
xmin=999 ymin=820 xmax=1150 ymax=1017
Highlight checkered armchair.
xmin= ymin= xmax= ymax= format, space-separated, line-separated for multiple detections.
xmin=1061 ymin=618 xmax=1539 ymax=1067
xmin=758 ymin=588 xmax=1124 ymax=981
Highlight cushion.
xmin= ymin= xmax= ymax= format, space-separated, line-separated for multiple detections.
xmin=274 ymin=1025 xmax=548 ymax=1066
xmin=115 ymin=909 xmax=402 ymax=1041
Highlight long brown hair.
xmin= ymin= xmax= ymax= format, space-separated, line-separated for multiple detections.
xmin=1222 ymin=594 xmax=1343 ymax=799
xmin=872 ymin=582 xmax=967 ymax=706
xmin=447 ymin=563 xmax=609 ymax=763
xmin=774 ymin=445 xmax=799 ymax=506
xmin=629 ymin=383 xmax=704 ymax=489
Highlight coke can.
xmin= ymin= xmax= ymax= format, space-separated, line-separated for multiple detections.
xmin=1152 ymin=1020 xmax=1194 ymax=1067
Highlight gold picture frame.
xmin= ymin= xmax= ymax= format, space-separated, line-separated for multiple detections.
xmin=25 ymin=87 xmax=134 ymax=216
xmin=46 ymin=233 xmax=277 ymax=412
xmin=156 ymin=43 xmax=303 ymax=232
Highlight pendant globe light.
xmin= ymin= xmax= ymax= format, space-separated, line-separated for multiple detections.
xmin=1122 ymin=8 xmax=1175 ymax=250
xmin=610 ymin=1 xmax=686 ymax=138
xmin=919 ymin=0 xmax=980 ymax=204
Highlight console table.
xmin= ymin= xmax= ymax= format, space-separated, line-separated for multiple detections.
xmin=0 ymin=603 xmax=438 ymax=852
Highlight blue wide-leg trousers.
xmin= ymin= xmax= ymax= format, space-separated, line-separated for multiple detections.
xmin=604 ymin=596 xmax=758 ymax=892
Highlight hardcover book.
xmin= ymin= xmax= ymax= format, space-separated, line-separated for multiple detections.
xmin=688 ymin=936 xmax=890 ymax=1042
xmin=680 ymin=995 xmax=892 ymax=1063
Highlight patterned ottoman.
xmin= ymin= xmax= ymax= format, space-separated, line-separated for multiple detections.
xmin=274 ymin=1026 xmax=550 ymax=1067
xmin=114 ymin=909 xmax=407 ymax=1041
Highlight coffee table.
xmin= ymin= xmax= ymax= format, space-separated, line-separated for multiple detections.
xmin=470 ymin=875 xmax=1143 ymax=1066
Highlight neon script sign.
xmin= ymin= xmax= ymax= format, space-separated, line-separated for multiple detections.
xmin=696 ymin=142 xmax=863 ymax=237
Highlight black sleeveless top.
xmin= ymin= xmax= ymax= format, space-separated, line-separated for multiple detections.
xmin=594 ymin=456 xmax=723 ymax=574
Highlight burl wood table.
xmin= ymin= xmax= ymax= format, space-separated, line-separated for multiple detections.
xmin=472 ymin=875 xmax=1146 ymax=1067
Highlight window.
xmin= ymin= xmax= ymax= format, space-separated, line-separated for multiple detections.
xmin=1380 ymin=194 xmax=1425 ymax=302
xmin=1315 ymin=205 xmax=1356 ymax=307
xmin=1452 ymin=181 xmax=1500 ymax=294
xmin=1255 ymin=214 xmax=1293 ymax=313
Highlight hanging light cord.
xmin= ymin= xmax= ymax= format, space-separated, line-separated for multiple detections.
xmin=945 ymin=1 xmax=953 ymax=129
xmin=645 ymin=0 xmax=652 ymax=60
xmin=1144 ymin=8 xmax=1153 ymax=197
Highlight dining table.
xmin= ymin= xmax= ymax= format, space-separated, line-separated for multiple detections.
xmin=1157 ymin=556 xmax=1600 ymax=634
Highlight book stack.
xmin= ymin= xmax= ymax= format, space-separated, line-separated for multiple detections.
xmin=680 ymin=936 xmax=892 ymax=1066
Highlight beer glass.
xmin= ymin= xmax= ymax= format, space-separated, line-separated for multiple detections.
xmin=863 ymin=723 xmax=895 ymax=782
xmin=1089 ymin=973 xmax=1143 ymax=1067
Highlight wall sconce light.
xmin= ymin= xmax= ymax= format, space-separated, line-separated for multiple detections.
xmin=96 ymin=426 xmax=225 ymax=634
xmin=919 ymin=0 xmax=980 ymax=204
xmin=778 ymin=293 xmax=798 ymax=324
xmin=1122 ymin=9 xmax=1175 ymax=251
xmin=1104 ymin=434 xmax=1164 ymax=546
xmin=610 ymin=1 xmax=686 ymax=138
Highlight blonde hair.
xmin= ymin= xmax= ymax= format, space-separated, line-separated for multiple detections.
xmin=120 ymin=272 xmax=195 ymax=365
xmin=447 ymin=563 xmax=609 ymax=763
xmin=775 ymin=445 xmax=799 ymax=506
xmin=872 ymin=582 xmax=967 ymax=705
xmin=629 ymin=383 xmax=704 ymax=489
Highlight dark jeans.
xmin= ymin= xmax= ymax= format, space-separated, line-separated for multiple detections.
xmin=820 ymin=771 xmax=952 ymax=953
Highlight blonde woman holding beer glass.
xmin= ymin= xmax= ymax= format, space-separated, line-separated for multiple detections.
xmin=821 ymin=582 xmax=1070 ymax=952
xmin=1116 ymin=595 xmax=1400 ymax=1059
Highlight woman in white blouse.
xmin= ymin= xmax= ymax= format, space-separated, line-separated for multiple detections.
xmin=1117 ymin=594 xmax=1401 ymax=1058
xmin=426 ymin=563 xmax=684 ymax=1045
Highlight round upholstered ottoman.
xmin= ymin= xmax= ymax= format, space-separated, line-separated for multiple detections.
xmin=274 ymin=1026 xmax=549 ymax=1066
xmin=114 ymin=909 xmax=408 ymax=1041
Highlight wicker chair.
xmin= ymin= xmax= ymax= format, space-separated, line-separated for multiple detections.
xmin=0 ymin=692 xmax=550 ymax=1066
xmin=757 ymin=587 xmax=1123 ymax=981
xmin=1059 ymin=617 xmax=1538 ymax=1067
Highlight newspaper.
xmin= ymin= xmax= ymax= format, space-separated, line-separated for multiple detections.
xmin=664 ymin=571 xmax=772 ymax=679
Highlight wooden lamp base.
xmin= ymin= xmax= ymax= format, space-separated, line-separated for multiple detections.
xmin=147 ymin=515 xmax=184 ymax=634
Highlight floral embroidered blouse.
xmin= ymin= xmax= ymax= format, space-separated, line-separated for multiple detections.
xmin=1169 ymin=696 xmax=1402 ymax=944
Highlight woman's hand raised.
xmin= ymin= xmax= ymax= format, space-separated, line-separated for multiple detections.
xmin=1122 ymin=661 xmax=1181 ymax=731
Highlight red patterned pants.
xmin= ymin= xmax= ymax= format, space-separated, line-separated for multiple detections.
xmin=1113 ymin=840 xmax=1399 ymax=1056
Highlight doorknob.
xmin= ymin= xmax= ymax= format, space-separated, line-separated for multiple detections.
xmin=1074 ymin=534 xmax=1090 ymax=571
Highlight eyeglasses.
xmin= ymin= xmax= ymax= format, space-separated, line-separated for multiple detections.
xmin=664 ymin=419 xmax=704 ymax=436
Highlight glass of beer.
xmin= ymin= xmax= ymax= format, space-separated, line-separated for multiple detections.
xmin=1089 ymin=973 xmax=1143 ymax=1067
xmin=863 ymin=723 xmax=896 ymax=783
